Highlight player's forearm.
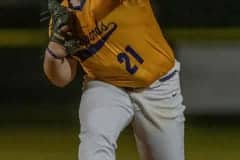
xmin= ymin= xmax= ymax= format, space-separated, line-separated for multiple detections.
xmin=43 ymin=42 xmax=77 ymax=87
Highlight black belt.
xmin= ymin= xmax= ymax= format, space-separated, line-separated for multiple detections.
xmin=123 ymin=70 xmax=177 ymax=91
xmin=159 ymin=70 xmax=177 ymax=82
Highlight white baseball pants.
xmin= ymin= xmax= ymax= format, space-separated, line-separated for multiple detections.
xmin=78 ymin=61 xmax=185 ymax=160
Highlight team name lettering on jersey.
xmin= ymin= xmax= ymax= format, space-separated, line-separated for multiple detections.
xmin=75 ymin=22 xmax=117 ymax=61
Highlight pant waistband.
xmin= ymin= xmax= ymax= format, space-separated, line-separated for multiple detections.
xmin=123 ymin=70 xmax=177 ymax=92
xmin=124 ymin=60 xmax=180 ymax=91
xmin=159 ymin=70 xmax=177 ymax=82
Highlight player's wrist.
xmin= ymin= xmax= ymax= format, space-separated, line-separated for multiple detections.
xmin=46 ymin=47 xmax=65 ymax=63
xmin=46 ymin=41 xmax=68 ymax=62
xmin=48 ymin=41 xmax=67 ymax=55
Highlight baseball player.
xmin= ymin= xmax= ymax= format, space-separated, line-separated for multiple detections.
xmin=43 ymin=0 xmax=186 ymax=160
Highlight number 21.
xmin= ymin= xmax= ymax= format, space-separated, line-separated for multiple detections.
xmin=117 ymin=46 xmax=144 ymax=75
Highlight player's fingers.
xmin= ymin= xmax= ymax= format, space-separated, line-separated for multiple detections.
xmin=40 ymin=15 xmax=50 ymax=22
xmin=40 ymin=10 xmax=49 ymax=17
xmin=40 ymin=10 xmax=50 ymax=22
xmin=60 ymin=25 xmax=71 ymax=33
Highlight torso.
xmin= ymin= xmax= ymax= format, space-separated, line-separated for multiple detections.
xmin=62 ymin=0 xmax=175 ymax=88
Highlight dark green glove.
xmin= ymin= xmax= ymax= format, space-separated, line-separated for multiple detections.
xmin=48 ymin=0 xmax=73 ymax=45
xmin=48 ymin=0 xmax=87 ymax=56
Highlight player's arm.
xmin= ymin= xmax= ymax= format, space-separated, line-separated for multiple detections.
xmin=91 ymin=0 xmax=123 ymax=21
xmin=43 ymin=41 xmax=78 ymax=88
xmin=43 ymin=0 xmax=81 ymax=87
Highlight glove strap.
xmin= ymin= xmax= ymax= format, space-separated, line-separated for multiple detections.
xmin=50 ymin=32 xmax=65 ymax=45
xmin=46 ymin=47 xmax=65 ymax=63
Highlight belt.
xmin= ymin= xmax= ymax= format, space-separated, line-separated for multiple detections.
xmin=159 ymin=70 xmax=177 ymax=82
xmin=123 ymin=70 xmax=177 ymax=92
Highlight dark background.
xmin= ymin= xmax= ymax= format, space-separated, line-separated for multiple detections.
xmin=0 ymin=1 xmax=240 ymax=160
xmin=0 ymin=0 xmax=240 ymax=119
xmin=1 ymin=1 xmax=240 ymax=28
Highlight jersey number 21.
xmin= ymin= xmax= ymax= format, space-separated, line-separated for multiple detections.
xmin=117 ymin=46 xmax=144 ymax=75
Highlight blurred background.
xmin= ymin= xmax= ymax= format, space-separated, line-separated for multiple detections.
xmin=1 ymin=0 xmax=240 ymax=160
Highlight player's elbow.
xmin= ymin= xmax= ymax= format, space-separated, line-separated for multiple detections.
xmin=43 ymin=61 xmax=77 ymax=88
xmin=48 ymin=78 xmax=71 ymax=88
xmin=43 ymin=68 xmax=73 ymax=88
xmin=43 ymin=53 xmax=78 ymax=88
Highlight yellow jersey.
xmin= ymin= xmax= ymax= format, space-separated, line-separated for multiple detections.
xmin=60 ymin=0 xmax=175 ymax=88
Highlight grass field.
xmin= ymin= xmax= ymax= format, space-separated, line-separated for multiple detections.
xmin=1 ymin=117 xmax=240 ymax=160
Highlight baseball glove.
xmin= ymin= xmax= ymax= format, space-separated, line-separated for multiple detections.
xmin=48 ymin=0 xmax=86 ymax=55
